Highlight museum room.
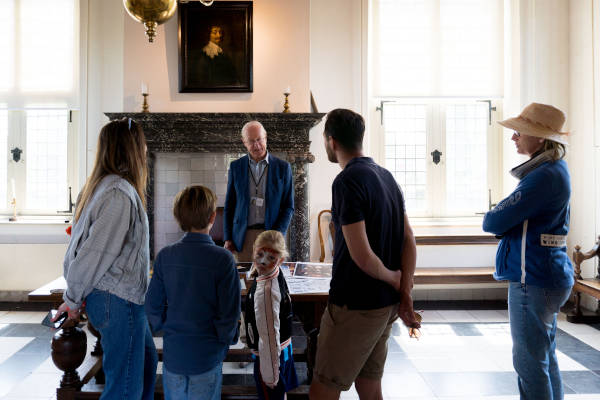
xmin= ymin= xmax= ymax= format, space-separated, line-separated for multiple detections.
xmin=0 ymin=0 xmax=599 ymax=399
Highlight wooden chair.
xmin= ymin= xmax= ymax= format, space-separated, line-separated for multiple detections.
xmin=317 ymin=210 xmax=335 ymax=262
xmin=568 ymin=236 xmax=600 ymax=323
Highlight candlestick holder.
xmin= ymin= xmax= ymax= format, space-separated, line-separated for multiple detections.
xmin=9 ymin=198 xmax=17 ymax=222
xmin=142 ymin=93 xmax=150 ymax=113
xmin=283 ymin=92 xmax=290 ymax=113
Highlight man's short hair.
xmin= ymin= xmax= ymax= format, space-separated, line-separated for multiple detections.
xmin=241 ymin=120 xmax=267 ymax=139
xmin=324 ymin=109 xmax=365 ymax=152
xmin=173 ymin=185 xmax=217 ymax=232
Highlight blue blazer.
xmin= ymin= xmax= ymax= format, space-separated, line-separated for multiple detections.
xmin=224 ymin=154 xmax=294 ymax=252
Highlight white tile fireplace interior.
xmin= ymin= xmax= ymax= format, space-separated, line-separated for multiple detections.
xmin=153 ymin=152 xmax=241 ymax=255
xmin=153 ymin=151 xmax=286 ymax=256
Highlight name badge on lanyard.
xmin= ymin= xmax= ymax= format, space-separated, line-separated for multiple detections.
xmin=251 ymin=197 xmax=264 ymax=207
xmin=249 ymin=162 xmax=268 ymax=209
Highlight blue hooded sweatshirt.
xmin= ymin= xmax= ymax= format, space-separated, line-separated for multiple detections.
xmin=482 ymin=151 xmax=574 ymax=289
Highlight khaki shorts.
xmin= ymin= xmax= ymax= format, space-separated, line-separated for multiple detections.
xmin=314 ymin=303 xmax=398 ymax=391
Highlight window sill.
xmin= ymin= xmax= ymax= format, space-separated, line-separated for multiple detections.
xmin=410 ymin=215 xmax=483 ymax=226
xmin=0 ymin=215 xmax=71 ymax=223
xmin=0 ymin=216 xmax=71 ymax=244
xmin=410 ymin=216 xmax=497 ymax=245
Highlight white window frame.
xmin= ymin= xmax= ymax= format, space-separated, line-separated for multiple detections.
xmin=1 ymin=0 xmax=81 ymax=217
xmin=3 ymin=109 xmax=79 ymax=216
xmin=370 ymin=97 xmax=503 ymax=219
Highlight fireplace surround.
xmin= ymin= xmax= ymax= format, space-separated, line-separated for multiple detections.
xmin=105 ymin=112 xmax=324 ymax=261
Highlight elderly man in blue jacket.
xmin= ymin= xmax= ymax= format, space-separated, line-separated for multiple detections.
xmin=224 ymin=120 xmax=294 ymax=261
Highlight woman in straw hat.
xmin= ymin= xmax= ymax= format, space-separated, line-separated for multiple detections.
xmin=483 ymin=103 xmax=573 ymax=400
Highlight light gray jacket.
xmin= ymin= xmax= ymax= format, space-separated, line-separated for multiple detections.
xmin=63 ymin=175 xmax=150 ymax=309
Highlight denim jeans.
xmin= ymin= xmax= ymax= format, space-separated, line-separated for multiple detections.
xmin=508 ymin=282 xmax=572 ymax=400
xmin=86 ymin=289 xmax=158 ymax=400
xmin=162 ymin=362 xmax=223 ymax=400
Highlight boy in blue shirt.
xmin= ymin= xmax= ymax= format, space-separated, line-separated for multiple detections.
xmin=146 ymin=185 xmax=241 ymax=400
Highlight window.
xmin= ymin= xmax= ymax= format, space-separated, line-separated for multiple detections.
xmin=1 ymin=0 xmax=79 ymax=215
xmin=370 ymin=0 xmax=503 ymax=217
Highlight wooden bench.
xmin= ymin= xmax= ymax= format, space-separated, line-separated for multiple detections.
xmin=566 ymin=236 xmax=600 ymax=323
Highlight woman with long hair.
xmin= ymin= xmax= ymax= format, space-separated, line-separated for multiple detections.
xmin=483 ymin=103 xmax=573 ymax=400
xmin=55 ymin=118 xmax=158 ymax=399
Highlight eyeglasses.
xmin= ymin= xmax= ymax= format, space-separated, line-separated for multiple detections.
xmin=244 ymin=136 xmax=266 ymax=145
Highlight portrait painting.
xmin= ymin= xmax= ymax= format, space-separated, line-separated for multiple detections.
xmin=178 ymin=1 xmax=253 ymax=92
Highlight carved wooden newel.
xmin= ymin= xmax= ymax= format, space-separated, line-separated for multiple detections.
xmin=52 ymin=325 xmax=87 ymax=390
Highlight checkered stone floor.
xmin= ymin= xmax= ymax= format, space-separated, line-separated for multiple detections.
xmin=1 ymin=310 xmax=599 ymax=399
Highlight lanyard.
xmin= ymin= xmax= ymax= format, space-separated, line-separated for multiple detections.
xmin=249 ymin=162 xmax=268 ymax=196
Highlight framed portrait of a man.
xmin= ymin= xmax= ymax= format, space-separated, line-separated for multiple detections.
xmin=178 ymin=1 xmax=253 ymax=92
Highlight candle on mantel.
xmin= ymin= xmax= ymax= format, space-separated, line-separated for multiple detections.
xmin=284 ymin=86 xmax=291 ymax=95
xmin=11 ymin=178 xmax=15 ymax=200
xmin=141 ymin=82 xmax=148 ymax=94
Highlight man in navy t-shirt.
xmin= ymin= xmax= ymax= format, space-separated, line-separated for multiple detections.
xmin=309 ymin=109 xmax=419 ymax=400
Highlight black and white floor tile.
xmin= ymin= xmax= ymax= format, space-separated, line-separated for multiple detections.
xmin=0 ymin=310 xmax=599 ymax=399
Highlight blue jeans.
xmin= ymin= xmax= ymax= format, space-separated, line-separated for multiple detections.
xmin=508 ymin=282 xmax=571 ymax=400
xmin=162 ymin=362 xmax=222 ymax=400
xmin=86 ymin=289 xmax=158 ymax=400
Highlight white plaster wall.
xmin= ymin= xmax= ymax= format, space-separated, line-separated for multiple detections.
xmin=85 ymin=0 xmax=124 ymax=173
xmin=0 ymin=244 xmax=67 ymax=292
xmin=309 ymin=0 xmax=364 ymax=262
xmin=569 ymin=0 xmax=599 ymax=311
xmin=502 ymin=0 xmax=570 ymax=195
xmin=122 ymin=0 xmax=310 ymax=113
xmin=521 ymin=0 xmax=570 ymax=113
xmin=568 ymin=0 xmax=596 ymax=280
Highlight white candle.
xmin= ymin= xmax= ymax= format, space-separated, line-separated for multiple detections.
xmin=141 ymin=82 xmax=148 ymax=94
xmin=284 ymin=86 xmax=291 ymax=94
xmin=11 ymin=178 xmax=15 ymax=200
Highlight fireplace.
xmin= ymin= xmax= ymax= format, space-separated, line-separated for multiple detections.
xmin=105 ymin=112 xmax=324 ymax=261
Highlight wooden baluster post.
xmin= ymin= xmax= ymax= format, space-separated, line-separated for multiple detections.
xmin=52 ymin=324 xmax=87 ymax=390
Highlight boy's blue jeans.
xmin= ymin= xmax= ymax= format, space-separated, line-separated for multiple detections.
xmin=85 ymin=289 xmax=158 ymax=400
xmin=162 ymin=362 xmax=223 ymax=400
xmin=508 ymin=282 xmax=571 ymax=400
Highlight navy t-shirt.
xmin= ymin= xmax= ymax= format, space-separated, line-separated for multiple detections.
xmin=329 ymin=157 xmax=405 ymax=310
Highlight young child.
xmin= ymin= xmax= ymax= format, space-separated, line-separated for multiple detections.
xmin=245 ymin=230 xmax=299 ymax=400
xmin=145 ymin=186 xmax=241 ymax=400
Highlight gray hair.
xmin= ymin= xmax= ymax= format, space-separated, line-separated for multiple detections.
xmin=241 ymin=121 xmax=267 ymax=139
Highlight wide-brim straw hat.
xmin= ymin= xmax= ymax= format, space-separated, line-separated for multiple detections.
xmin=498 ymin=102 xmax=569 ymax=145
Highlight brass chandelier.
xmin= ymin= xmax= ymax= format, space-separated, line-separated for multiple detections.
xmin=124 ymin=0 xmax=214 ymax=43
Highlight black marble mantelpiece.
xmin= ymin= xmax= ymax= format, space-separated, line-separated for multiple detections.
xmin=105 ymin=112 xmax=325 ymax=261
